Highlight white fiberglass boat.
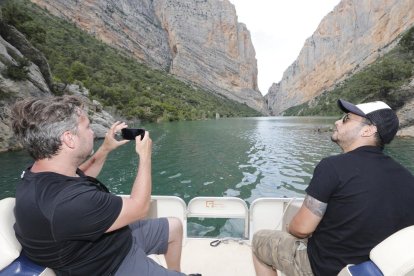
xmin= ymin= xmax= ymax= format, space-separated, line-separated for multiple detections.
xmin=1 ymin=196 xmax=413 ymax=276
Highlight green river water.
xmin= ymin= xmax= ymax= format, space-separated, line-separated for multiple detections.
xmin=1 ymin=117 xmax=414 ymax=236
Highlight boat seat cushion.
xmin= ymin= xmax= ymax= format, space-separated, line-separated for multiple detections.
xmin=370 ymin=225 xmax=414 ymax=276
xmin=341 ymin=261 xmax=383 ymax=276
xmin=0 ymin=198 xmax=22 ymax=270
xmin=0 ymin=253 xmax=53 ymax=276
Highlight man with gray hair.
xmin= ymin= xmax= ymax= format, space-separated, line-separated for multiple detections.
xmin=11 ymin=95 xmax=189 ymax=275
xmin=252 ymin=99 xmax=414 ymax=275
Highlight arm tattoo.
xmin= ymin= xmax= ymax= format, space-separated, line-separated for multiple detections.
xmin=304 ymin=195 xmax=327 ymax=218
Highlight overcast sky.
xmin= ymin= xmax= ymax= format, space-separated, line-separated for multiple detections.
xmin=229 ymin=0 xmax=341 ymax=95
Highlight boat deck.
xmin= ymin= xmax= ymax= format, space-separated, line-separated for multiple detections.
xmin=146 ymin=196 xmax=300 ymax=275
xmin=150 ymin=238 xmax=255 ymax=276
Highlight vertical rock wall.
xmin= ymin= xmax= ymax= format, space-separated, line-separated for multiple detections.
xmin=31 ymin=0 xmax=266 ymax=112
xmin=266 ymin=0 xmax=414 ymax=114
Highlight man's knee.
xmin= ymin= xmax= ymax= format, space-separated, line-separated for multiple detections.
xmin=252 ymin=230 xmax=277 ymax=264
xmin=252 ymin=230 xmax=313 ymax=275
xmin=252 ymin=229 xmax=292 ymax=268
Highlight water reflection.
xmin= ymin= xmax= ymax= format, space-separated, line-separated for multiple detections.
xmin=237 ymin=117 xmax=340 ymax=202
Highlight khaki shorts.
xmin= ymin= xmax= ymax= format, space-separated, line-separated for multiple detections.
xmin=252 ymin=230 xmax=313 ymax=276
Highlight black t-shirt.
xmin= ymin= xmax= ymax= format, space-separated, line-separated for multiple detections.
xmin=305 ymin=146 xmax=414 ymax=276
xmin=14 ymin=168 xmax=132 ymax=276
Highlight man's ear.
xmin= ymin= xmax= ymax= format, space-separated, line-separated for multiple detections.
xmin=362 ymin=125 xmax=378 ymax=138
xmin=61 ymin=131 xmax=76 ymax=149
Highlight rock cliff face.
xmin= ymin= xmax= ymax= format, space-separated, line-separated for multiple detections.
xmin=266 ymin=0 xmax=414 ymax=114
xmin=0 ymin=18 xmax=116 ymax=152
xmin=31 ymin=0 xmax=266 ymax=113
xmin=0 ymin=19 xmax=52 ymax=151
xmin=396 ymin=78 xmax=414 ymax=136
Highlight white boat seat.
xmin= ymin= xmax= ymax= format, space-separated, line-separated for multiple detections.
xmin=0 ymin=198 xmax=21 ymax=270
xmin=370 ymin=225 xmax=414 ymax=276
xmin=249 ymin=197 xmax=303 ymax=240
xmin=147 ymin=196 xmax=187 ymax=238
xmin=0 ymin=197 xmax=55 ymax=276
xmin=188 ymin=197 xmax=249 ymax=238
xmin=338 ymin=225 xmax=414 ymax=276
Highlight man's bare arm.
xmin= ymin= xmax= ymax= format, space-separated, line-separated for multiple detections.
xmin=80 ymin=122 xmax=129 ymax=177
xmin=287 ymin=194 xmax=327 ymax=238
xmin=303 ymin=194 xmax=327 ymax=217
xmin=106 ymin=131 xmax=152 ymax=232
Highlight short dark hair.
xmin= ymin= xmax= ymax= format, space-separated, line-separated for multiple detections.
xmin=361 ymin=117 xmax=384 ymax=148
xmin=11 ymin=95 xmax=85 ymax=160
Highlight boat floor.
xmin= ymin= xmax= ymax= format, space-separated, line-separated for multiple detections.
xmin=150 ymin=238 xmax=255 ymax=276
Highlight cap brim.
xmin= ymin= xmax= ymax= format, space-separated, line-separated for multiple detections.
xmin=337 ymin=99 xmax=366 ymax=117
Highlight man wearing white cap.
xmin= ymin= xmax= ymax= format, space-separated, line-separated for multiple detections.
xmin=252 ymin=99 xmax=414 ymax=276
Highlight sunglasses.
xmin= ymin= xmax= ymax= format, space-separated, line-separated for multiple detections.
xmin=341 ymin=114 xmax=372 ymax=125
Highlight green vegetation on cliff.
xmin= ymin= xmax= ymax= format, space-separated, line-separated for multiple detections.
xmin=0 ymin=0 xmax=261 ymax=122
xmin=284 ymin=26 xmax=414 ymax=116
